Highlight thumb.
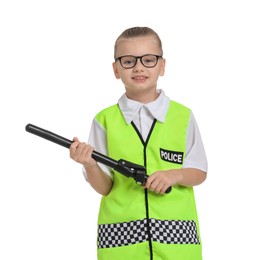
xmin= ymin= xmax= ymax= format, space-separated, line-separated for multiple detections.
xmin=73 ymin=137 xmax=79 ymax=142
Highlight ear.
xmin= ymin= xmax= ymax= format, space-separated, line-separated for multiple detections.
xmin=159 ymin=58 xmax=166 ymax=76
xmin=112 ymin=62 xmax=121 ymax=79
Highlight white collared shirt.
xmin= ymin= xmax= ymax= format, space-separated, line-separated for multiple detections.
xmin=84 ymin=89 xmax=208 ymax=178
xmin=118 ymin=89 xmax=169 ymax=141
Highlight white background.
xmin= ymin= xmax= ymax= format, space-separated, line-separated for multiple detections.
xmin=1 ymin=0 xmax=275 ymax=259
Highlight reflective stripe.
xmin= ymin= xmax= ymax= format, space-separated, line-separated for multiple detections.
xmin=98 ymin=218 xmax=200 ymax=249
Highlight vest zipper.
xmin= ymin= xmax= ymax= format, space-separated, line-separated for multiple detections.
xmin=145 ymin=188 xmax=153 ymax=260
xmin=131 ymin=119 xmax=157 ymax=260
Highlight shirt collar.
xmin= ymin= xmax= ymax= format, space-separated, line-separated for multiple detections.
xmin=118 ymin=89 xmax=170 ymax=124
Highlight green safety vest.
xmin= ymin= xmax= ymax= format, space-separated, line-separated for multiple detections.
xmin=95 ymin=100 xmax=202 ymax=260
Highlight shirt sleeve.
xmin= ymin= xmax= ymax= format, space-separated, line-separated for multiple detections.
xmin=82 ymin=118 xmax=113 ymax=180
xmin=182 ymin=110 xmax=208 ymax=173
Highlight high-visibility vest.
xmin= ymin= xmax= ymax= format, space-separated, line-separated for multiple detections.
xmin=96 ymin=100 xmax=202 ymax=260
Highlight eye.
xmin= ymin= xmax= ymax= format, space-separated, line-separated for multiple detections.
xmin=123 ymin=60 xmax=135 ymax=65
xmin=121 ymin=56 xmax=136 ymax=65
xmin=142 ymin=55 xmax=157 ymax=64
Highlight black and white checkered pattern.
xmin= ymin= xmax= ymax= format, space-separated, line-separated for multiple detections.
xmin=98 ymin=219 xmax=148 ymax=248
xmin=150 ymin=218 xmax=200 ymax=244
xmin=98 ymin=218 xmax=200 ymax=248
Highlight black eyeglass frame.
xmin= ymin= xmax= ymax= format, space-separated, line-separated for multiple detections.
xmin=115 ymin=54 xmax=163 ymax=69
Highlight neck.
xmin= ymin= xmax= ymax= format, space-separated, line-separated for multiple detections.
xmin=126 ymin=89 xmax=159 ymax=104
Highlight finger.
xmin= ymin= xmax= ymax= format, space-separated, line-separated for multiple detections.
xmin=159 ymin=184 xmax=169 ymax=195
xmin=70 ymin=138 xmax=81 ymax=150
xmin=83 ymin=145 xmax=93 ymax=159
xmin=70 ymin=142 xmax=86 ymax=160
xmin=74 ymin=142 xmax=87 ymax=156
xmin=152 ymin=182 xmax=166 ymax=194
xmin=145 ymin=174 xmax=157 ymax=187
xmin=73 ymin=137 xmax=79 ymax=142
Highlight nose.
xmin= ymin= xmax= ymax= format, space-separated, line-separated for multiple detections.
xmin=133 ymin=57 xmax=144 ymax=70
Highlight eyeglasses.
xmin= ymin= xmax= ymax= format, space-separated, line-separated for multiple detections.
xmin=115 ymin=54 xmax=162 ymax=69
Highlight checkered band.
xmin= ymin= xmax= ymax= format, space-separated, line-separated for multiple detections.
xmin=98 ymin=219 xmax=148 ymax=248
xmin=98 ymin=218 xmax=200 ymax=249
xmin=150 ymin=218 xmax=200 ymax=244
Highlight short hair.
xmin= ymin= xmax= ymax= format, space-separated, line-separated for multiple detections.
xmin=114 ymin=26 xmax=163 ymax=58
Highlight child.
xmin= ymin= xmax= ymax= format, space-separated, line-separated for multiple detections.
xmin=70 ymin=26 xmax=208 ymax=260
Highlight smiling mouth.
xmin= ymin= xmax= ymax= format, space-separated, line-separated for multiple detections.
xmin=133 ymin=76 xmax=147 ymax=80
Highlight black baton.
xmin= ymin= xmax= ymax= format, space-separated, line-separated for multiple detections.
xmin=25 ymin=123 xmax=171 ymax=193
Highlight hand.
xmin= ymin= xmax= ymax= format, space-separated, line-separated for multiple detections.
xmin=144 ymin=170 xmax=174 ymax=194
xmin=69 ymin=137 xmax=97 ymax=167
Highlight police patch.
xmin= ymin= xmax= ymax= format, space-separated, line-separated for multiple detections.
xmin=160 ymin=148 xmax=184 ymax=165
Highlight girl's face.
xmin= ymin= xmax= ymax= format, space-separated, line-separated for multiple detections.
xmin=112 ymin=36 xmax=165 ymax=103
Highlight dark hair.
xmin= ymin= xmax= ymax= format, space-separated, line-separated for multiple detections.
xmin=114 ymin=26 xmax=163 ymax=58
